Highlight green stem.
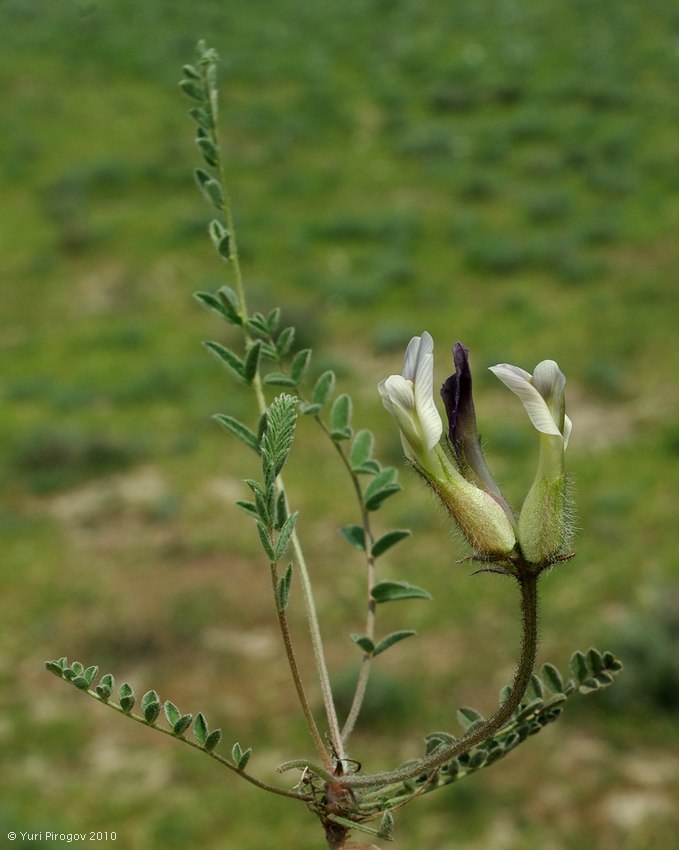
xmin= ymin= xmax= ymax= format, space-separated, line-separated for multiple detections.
xmin=204 ymin=58 xmax=344 ymax=768
xmin=270 ymin=562 xmax=330 ymax=767
xmin=340 ymin=593 xmax=375 ymax=745
xmin=82 ymin=688 xmax=311 ymax=801
xmin=289 ymin=523 xmax=347 ymax=766
xmin=313 ymin=418 xmax=378 ymax=746
xmin=343 ymin=569 xmax=540 ymax=790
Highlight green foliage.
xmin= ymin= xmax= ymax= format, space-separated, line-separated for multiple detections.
xmin=349 ymin=628 xmax=419 ymax=660
xmin=118 ymin=682 xmax=135 ymax=713
xmin=213 ymin=414 xmax=260 ymax=453
xmin=204 ymin=340 xmax=248 ymax=383
xmin=164 ymin=701 xmax=193 ymax=736
xmin=339 ymin=524 xmax=366 ymax=551
xmin=260 ymin=394 xmax=298 ymax=489
xmin=349 ymin=430 xmax=375 ymax=473
xmin=368 ymin=649 xmax=624 ymax=809
xmin=330 ymin=393 xmax=353 ymax=441
xmin=276 ymin=563 xmax=294 ymax=612
xmin=373 ymin=630 xmax=417 ymax=657
xmin=232 ymin=742 xmax=252 ymax=771
xmin=371 ymin=529 xmax=411 ymax=558
xmin=350 ymin=633 xmax=375 ymax=654
xmin=24 ymin=14 xmax=670 ymax=844
xmin=96 ymin=673 xmax=114 ymax=702
xmin=141 ymin=690 xmax=162 ymax=724
xmin=289 ymin=349 xmax=312 ymax=385
xmin=194 ymin=168 xmax=224 ymax=211
xmin=363 ymin=467 xmax=401 ymax=511
xmin=299 ymin=370 xmax=336 ymax=415
xmin=45 ymin=657 xmax=228 ymax=758
xmin=371 ymin=580 xmax=432 ymax=604
xmin=194 ymin=287 xmax=241 ymax=325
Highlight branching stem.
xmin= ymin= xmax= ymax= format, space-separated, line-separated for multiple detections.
xmin=270 ymin=561 xmax=330 ymax=765
xmin=204 ymin=55 xmax=344 ymax=768
xmin=343 ymin=568 xmax=540 ymax=790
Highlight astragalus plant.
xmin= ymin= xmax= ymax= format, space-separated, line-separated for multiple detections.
xmin=46 ymin=43 xmax=622 ymax=850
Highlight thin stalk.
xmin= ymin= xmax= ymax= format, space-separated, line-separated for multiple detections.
xmin=289 ymin=524 xmax=347 ymax=765
xmin=340 ymin=592 xmax=375 ymax=744
xmin=79 ymin=686 xmax=311 ymax=801
xmin=270 ymin=562 xmax=330 ymax=766
xmin=343 ymin=569 xmax=540 ymax=790
xmin=313 ymin=418 xmax=378 ymax=746
xmin=207 ymin=74 xmax=344 ymax=767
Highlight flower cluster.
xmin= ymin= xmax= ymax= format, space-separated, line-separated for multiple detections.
xmin=378 ymin=333 xmax=571 ymax=571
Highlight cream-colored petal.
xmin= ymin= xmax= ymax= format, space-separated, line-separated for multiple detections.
xmin=563 ymin=414 xmax=573 ymax=450
xmin=379 ymin=374 xmax=415 ymax=413
xmin=401 ymin=335 xmax=424 ymax=382
xmin=411 ymin=333 xmax=441 ymax=450
xmin=532 ymin=360 xmax=566 ymax=399
xmin=489 ymin=363 xmax=562 ymax=437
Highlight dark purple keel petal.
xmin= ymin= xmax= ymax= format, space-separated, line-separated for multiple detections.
xmin=440 ymin=342 xmax=474 ymax=456
xmin=441 ymin=343 xmax=514 ymax=522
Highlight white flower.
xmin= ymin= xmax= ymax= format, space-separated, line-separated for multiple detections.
xmin=379 ymin=333 xmax=516 ymax=559
xmin=378 ymin=332 xmax=443 ymax=467
xmin=489 ymin=359 xmax=572 ymax=565
xmin=488 ymin=360 xmax=571 ymax=447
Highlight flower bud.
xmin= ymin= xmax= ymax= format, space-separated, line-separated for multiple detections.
xmin=379 ymin=334 xmax=516 ymax=559
xmin=441 ymin=342 xmax=516 ymax=525
xmin=378 ymin=333 xmax=442 ymax=472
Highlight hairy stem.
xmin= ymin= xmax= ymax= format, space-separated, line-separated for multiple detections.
xmin=313 ymin=418 xmax=378 ymax=747
xmin=270 ymin=561 xmax=330 ymax=766
xmin=343 ymin=568 xmax=540 ymax=790
xmin=204 ymin=56 xmax=345 ymax=767
xmin=81 ymin=687 xmax=311 ymax=801
xmin=340 ymin=593 xmax=375 ymax=745
xmin=288 ymin=526 xmax=347 ymax=765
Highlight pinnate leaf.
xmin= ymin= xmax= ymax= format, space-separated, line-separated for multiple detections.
xmin=173 ymin=714 xmax=193 ymax=736
xmin=273 ymin=512 xmax=298 ymax=561
xmin=119 ymin=682 xmax=135 ymax=713
xmin=290 ymin=349 xmax=311 ymax=384
xmin=350 ymin=633 xmax=375 ymax=654
xmin=371 ymin=529 xmax=411 ymax=558
xmin=164 ymin=700 xmax=181 ymax=728
xmin=364 ymin=467 xmax=401 ymax=511
xmin=194 ymin=712 xmax=208 ymax=746
xmin=371 ymin=580 xmax=431 ymax=604
xmin=205 ymin=729 xmax=222 ymax=752
xmin=141 ymin=690 xmax=161 ymax=724
xmin=194 ymin=168 xmax=224 ymax=209
xmin=311 ymin=370 xmax=335 ymax=408
xmin=349 ymin=429 xmax=374 ymax=470
xmin=213 ymin=415 xmax=260 ymax=452
xmin=232 ymin=742 xmax=252 ymax=770
xmin=457 ymin=706 xmax=484 ymax=730
xmin=243 ymin=340 xmax=262 ymax=385
xmin=330 ymin=394 xmax=353 ymax=440
xmin=339 ymin=524 xmax=366 ymax=551
xmin=373 ymin=629 xmax=416 ymax=657
xmin=276 ymin=326 xmax=295 ymax=357
xmin=261 ymin=394 xmax=298 ymax=488
xmin=276 ymin=564 xmax=293 ymax=612
xmin=204 ymin=341 xmax=245 ymax=381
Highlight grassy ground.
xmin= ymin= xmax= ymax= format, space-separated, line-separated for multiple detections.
xmin=2 ymin=1 xmax=679 ymax=848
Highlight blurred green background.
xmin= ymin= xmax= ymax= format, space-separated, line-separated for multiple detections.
xmin=2 ymin=1 xmax=679 ymax=848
